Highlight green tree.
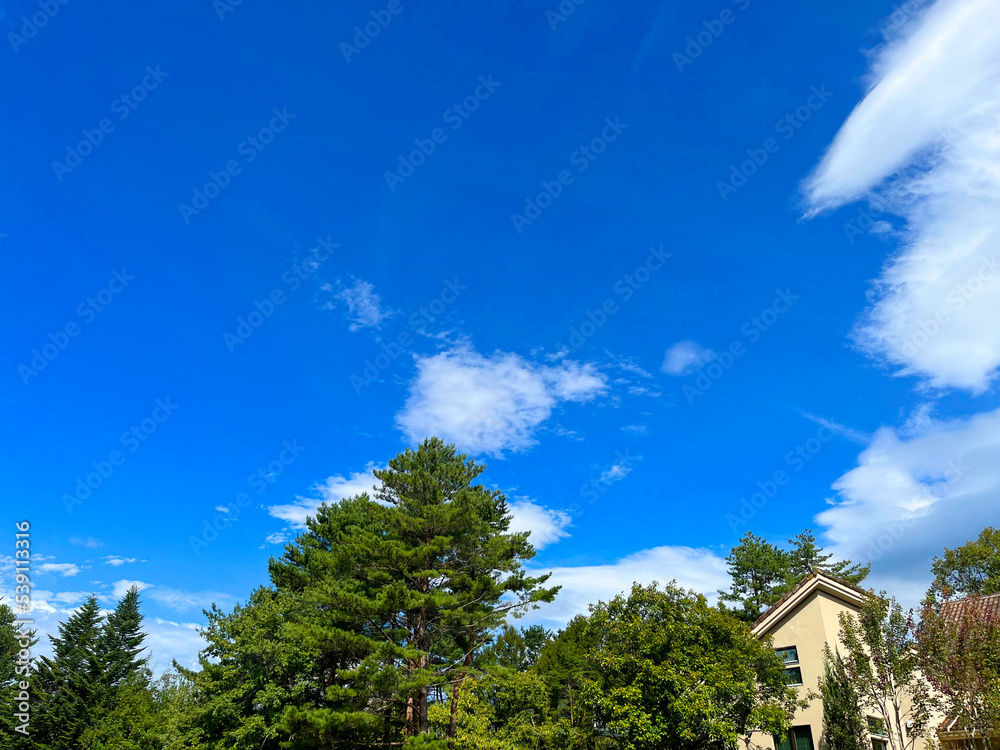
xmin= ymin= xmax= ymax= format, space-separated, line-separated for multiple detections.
xmin=148 ymin=672 xmax=203 ymax=750
xmin=78 ymin=683 xmax=161 ymax=750
xmin=818 ymin=651 xmax=869 ymax=750
xmin=721 ymin=531 xmax=870 ymax=622
xmin=480 ymin=624 xmax=552 ymax=672
xmin=720 ymin=532 xmax=789 ymax=622
xmin=918 ymin=597 xmax=1000 ymax=750
xmin=268 ymin=438 xmax=558 ymax=747
xmin=785 ymin=530 xmax=870 ymax=588
xmin=1 ymin=602 xmax=35 ymax=750
xmin=428 ymin=669 xmax=551 ymax=750
xmin=583 ymin=582 xmax=799 ymax=750
xmin=176 ymin=586 xmax=337 ymax=750
xmin=97 ymin=585 xmax=150 ymax=695
xmin=533 ymin=615 xmax=599 ymax=734
xmin=927 ymin=526 xmax=1000 ymax=605
xmin=33 ymin=595 xmax=106 ymax=750
xmin=834 ymin=593 xmax=932 ymax=750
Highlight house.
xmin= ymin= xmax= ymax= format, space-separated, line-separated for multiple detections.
xmin=743 ymin=571 xmax=933 ymax=750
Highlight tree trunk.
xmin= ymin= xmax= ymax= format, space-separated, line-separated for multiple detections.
xmin=447 ymin=633 xmax=476 ymax=745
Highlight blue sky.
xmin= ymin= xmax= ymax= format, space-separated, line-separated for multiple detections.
xmin=3 ymin=0 xmax=999 ymax=671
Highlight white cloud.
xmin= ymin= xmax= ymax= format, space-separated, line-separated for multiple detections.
xmin=268 ymin=466 xmax=380 ymax=527
xmin=328 ymin=277 xmax=393 ymax=331
xmin=215 ymin=505 xmax=231 ymax=513
xmin=524 ymin=546 xmax=730 ymax=627
xmin=112 ymin=579 xmax=154 ymax=599
xmin=147 ymin=587 xmax=233 ymax=612
xmin=815 ymin=406 xmax=1000 ymax=608
xmin=143 ymin=617 xmax=206 ymax=674
xmin=264 ymin=531 xmax=291 ymax=545
xmin=803 ymin=0 xmax=1000 ymax=392
xmin=107 ymin=579 xmax=233 ymax=613
xmin=507 ymin=499 xmax=571 ymax=549
xmin=69 ymin=536 xmax=103 ymax=548
xmin=103 ymin=556 xmax=140 ymax=567
xmin=38 ymin=563 xmax=82 ymax=577
xmin=661 ymin=341 xmax=715 ymax=376
xmin=51 ymin=591 xmax=92 ymax=605
xmin=396 ymin=344 xmax=608 ymax=456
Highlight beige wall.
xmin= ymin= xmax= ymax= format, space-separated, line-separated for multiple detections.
xmin=745 ymin=586 xmax=934 ymax=750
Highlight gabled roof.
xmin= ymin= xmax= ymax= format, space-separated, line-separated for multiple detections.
xmin=751 ymin=570 xmax=871 ymax=637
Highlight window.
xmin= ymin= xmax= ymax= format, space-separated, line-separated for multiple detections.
xmin=776 ymin=646 xmax=802 ymax=685
xmin=782 ymin=666 xmax=804 ymax=686
xmin=869 ymin=717 xmax=888 ymax=750
xmin=867 ymin=718 xmax=887 ymax=736
xmin=776 ymin=726 xmax=815 ymax=750
xmin=776 ymin=646 xmax=799 ymax=664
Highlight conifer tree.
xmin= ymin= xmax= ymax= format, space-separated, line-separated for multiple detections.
xmin=97 ymin=585 xmax=150 ymax=695
xmin=720 ymin=532 xmax=789 ymax=622
xmin=32 ymin=595 xmax=105 ymax=750
xmin=786 ymin=530 xmax=870 ymax=587
xmin=1 ymin=602 xmax=35 ymax=750
xmin=269 ymin=437 xmax=558 ymax=747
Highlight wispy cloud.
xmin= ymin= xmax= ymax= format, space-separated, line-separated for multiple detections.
xmin=326 ymin=277 xmax=394 ymax=332
xmin=799 ymin=411 xmax=871 ymax=445
xmin=69 ymin=536 xmax=103 ymax=549
xmin=38 ymin=563 xmax=82 ymax=577
xmin=661 ymin=341 xmax=715 ymax=376
xmin=103 ymin=555 xmax=143 ymax=567
xmin=803 ymin=0 xmax=1000 ymax=392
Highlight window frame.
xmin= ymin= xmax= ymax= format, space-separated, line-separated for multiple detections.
xmin=775 ymin=645 xmax=803 ymax=686
xmin=775 ymin=646 xmax=800 ymax=665
xmin=775 ymin=725 xmax=815 ymax=750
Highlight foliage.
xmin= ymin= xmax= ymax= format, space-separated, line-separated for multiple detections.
xmin=0 ymin=602 xmax=35 ymax=750
xmin=818 ymin=652 xmax=869 ymax=750
xmin=719 ymin=530 xmax=868 ymax=623
xmin=428 ymin=669 xmax=553 ymax=749
xmin=533 ymin=615 xmax=599 ymax=732
xmin=32 ymin=595 xmax=107 ymax=750
xmin=927 ymin=526 xmax=1000 ymax=605
xmin=583 ymin=582 xmax=799 ymax=750
xmin=268 ymin=438 xmax=558 ymax=746
xmin=479 ymin=624 xmax=552 ymax=672
xmin=174 ymin=586 xmax=337 ymax=750
xmin=831 ymin=593 xmax=932 ymax=750
xmin=918 ymin=596 xmax=1000 ymax=750
xmin=719 ymin=533 xmax=790 ymax=622
xmin=784 ymin=530 xmax=870 ymax=589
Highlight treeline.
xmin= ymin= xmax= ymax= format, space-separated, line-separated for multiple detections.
xmin=3 ymin=439 xmax=998 ymax=749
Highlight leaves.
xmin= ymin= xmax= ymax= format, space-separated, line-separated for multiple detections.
xmin=583 ymin=582 xmax=799 ymax=750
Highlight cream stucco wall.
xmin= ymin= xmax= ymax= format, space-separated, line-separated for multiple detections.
xmin=743 ymin=581 xmax=935 ymax=750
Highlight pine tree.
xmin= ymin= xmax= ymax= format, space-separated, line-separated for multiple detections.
xmin=1 ymin=602 xmax=35 ymax=750
xmin=480 ymin=624 xmax=551 ymax=672
xmin=786 ymin=530 xmax=870 ymax=587
xmin=269 ymin=437 xmax=558 ymax=747
xmin=719 ymin=532 xmax=789 ymax=622
xmin=32 ymin=595 xmax=106 ymax=750
xmin=97 ymin=585 xmax=150 ymax=694
xmin=819 ymin=652 xmax=869 ymax=750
